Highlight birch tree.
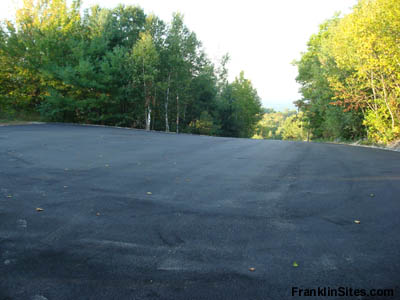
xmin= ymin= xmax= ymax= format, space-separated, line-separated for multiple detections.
xmin=132 ymin=32 xmax=159 ymax=130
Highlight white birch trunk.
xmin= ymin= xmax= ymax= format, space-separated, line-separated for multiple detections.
xmin=146 ymin=105 xmax=151 ymax=131
xmin=381 ymin=74 xmax=395 ymax=130
xmin=165 ymin=73 xmax=170 ymax=132
xmin=176 ymin=94 xmax=179 ymax=134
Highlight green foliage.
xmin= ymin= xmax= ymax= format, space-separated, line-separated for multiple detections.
xmin=281 ymin=112 xmax=307 ymax=141
xmin=363 ymin=106 xmax=399 ymax=144
xmin=0 ymin=0 xmax=263 ymax=139
xmin=217 ymin=71 xmax=263 ymax=138
xmin=294 ymin=16 xmax=365 ymax=141
xmin=39 ymin=91 xmax=78 ymax=122
xmin=295 ymin=0 xmax=400 ymax=144
xmin=188 ymin=111 xmax=218 ymax=135
xmin=253 ymin=109 xmax=306 ymax=141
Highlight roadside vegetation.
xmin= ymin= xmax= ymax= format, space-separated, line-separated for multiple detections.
xmin=251 ymin=0 xmax=400 ymax=147
xmin=0 ymin=0 xmax=262 ymax=138
xmin=2 ymin=0 xmax=399 ymax=146
xmin=293 ymin=0 xmax=400 ymax=145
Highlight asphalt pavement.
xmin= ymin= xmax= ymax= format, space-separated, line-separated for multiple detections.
xmin=0 ymin=124 xmax=399 ymax=300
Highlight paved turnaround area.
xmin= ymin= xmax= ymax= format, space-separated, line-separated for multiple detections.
xmin=0 ymin=124 xmax=399 ymax=300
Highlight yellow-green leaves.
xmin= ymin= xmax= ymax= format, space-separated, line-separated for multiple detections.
xmin=324 ymin=0 xmax=400 ymax=143
xmin=296 ymin=0 xmax=400 ymax=143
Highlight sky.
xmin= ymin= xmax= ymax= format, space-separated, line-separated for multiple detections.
xmin=1 ymin=0 xmax=358 ymax=111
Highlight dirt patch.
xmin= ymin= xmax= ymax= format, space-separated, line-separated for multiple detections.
xmin=347 ymin=139 xmax=400 ymax=152
xmin=387 ymin=140 xmax=400 ymax=151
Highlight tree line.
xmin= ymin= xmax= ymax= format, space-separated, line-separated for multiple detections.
xmin=0 ymin=0 xmax=262 ymax=138
xmin=253 ymin=109 xmax=308 ymax=141
xmin=294 ymin=0 xmax=400 ymax=144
